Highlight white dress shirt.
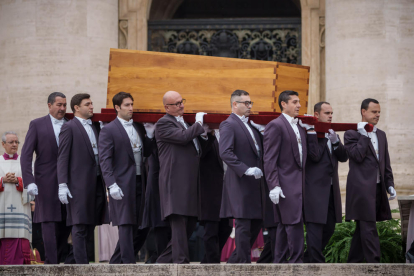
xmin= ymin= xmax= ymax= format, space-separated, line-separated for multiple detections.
xmin=75 ymin=116 xmax=100 ymax=176
xmin=234 ymin=113 xmax=260 ymax=156
xmin=117 ymin=117 xmax=142 ymax=175
xmin=367 ymin=126 xmax=380 ymax=183
xmin=175 ymin=116 xmax=200 ymax=154
xmin=49 ymin=114 xmax=65 ymax=146
xmin=282 ymin=113 xmax=303 ymax=165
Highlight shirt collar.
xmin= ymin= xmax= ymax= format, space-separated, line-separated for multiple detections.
xmin=3 ymin=153 xmax=18 ymax=160
xmin=117 ymin=116 xmax=133 ymax=125
xmin=49 ymin=114 xmax=65 ymax=124
xmin=75 ymin=116 xmax=92 ymax=125
xmin=282 ymin=113 xmax=295 ymax=123
xmin=233 ymin=113 xmax=249 ymax=123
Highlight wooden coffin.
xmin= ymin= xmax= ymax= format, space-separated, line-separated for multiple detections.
xmin=107 ymin=49 xmax=310 ymax=115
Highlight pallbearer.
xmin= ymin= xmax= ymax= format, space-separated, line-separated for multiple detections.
xmin=57 ymin=93 xmax=109 ymax=264
xmin=219 ymin=90 xmax=265 ymax=263
xmin=99 ymin=92 xmax=155 ymax=264
xmin=304 ymin=102 xmax=348 ymax=263
xmin=345 ymin=98 xmax=396 ymax=263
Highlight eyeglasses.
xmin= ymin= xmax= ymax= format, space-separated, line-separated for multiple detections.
xmin=166 ymin=99 xmax=186 ymax=107
xmin=4 ymin=141 xmax=20 ymax=145
xmin=236 ymin=101 xmax=254 ymax=107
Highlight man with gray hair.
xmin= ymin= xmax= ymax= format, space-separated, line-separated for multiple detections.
xmin=0 ymin=131 xmax=33 ymax=264
xmin=20 ymin=92 xmax=73 ymax=264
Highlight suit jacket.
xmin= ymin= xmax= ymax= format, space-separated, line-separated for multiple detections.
xmin=155 ymin=114 xmax=204 ymax=220
xmin=98 ymin=118 xmax=152 ymax=226
xmin=305 ymin=134 xmax=348 ymax=224
xmin=263 ymin=114 xmax=307 ymax=225
xmin=344 ymin=129 xmax=393 ymax=222
xmin=219 ymin=113 xmax=264 ymax=220
xmin=141 ymin=142 xmax=169 ymax=228
xmin=57 ymin=119 xmax=109 ymax=226
xmin=199 ymin=133 xmax=224 ymax=222
xmin=20 ymin=115 xmax=65 ymax=223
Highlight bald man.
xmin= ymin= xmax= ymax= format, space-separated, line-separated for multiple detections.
xmin=156 ymin=91 xmax=207 ymax=264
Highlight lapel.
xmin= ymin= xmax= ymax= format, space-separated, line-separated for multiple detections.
xmin=213 ymin=138 xmax=223 ymax=169
xmin=280 ymin=114 xmax=301 ymax=167
xmin=133 ymin=122 xmax=145 ymax=158
xmin=298 ymin=125 xmax=306 ymax=167
xmin=73 ymin=118 xmax=95 ymax=161
xmin=165 ymin=114 xmax=200 ymax=155
xmin=324 ymin=138 xmax=335 ymax=167
xmin=367 ymin=133 xmax=379 ymax=163
xmin=44 ymin=115 xmax=58 ymax=153
xmin=114 ymin=118 xmax=134 ymax=161
xmin=376 ymin=130 xmax=384 ymax=163
xmin=230 ymin=113 xmax=259 ymax=157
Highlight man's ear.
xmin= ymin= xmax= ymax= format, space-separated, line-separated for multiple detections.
xmin=314 ymin=111 xmax=319 ymax=118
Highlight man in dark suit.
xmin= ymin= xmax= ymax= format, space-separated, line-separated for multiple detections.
xmin=199 ymin=129 xmax=232 ymax=263
xmin=20 ymin=92 xmax=73 ymax=264
xmin=155 ymin=91 xmax=207 ymax=264
xmin=99 ymin=92 xmax=154 ymax=264
xmin=219 ymin=89 xmax=265 ymax=263
xmin=57 ymin=93 xmax=108 ymax=264
xmin=263 ymin=90 xmax=311 ymax=263
xmin=345 ymin=98 xmax=396 ymax=263
xmin=303 ymin=102 xmax=348 ymax=263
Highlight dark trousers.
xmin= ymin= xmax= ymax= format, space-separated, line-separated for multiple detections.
xmin=305 ymin=186 xmax=336 ymax=263
xmin=227 ymin=218 xmax=262 ymax=263
xmin=201 ymin=218 xmax=232 ymax=263
xmin=274 ymin=219 xmax=304 ymax=263
xmin=348 ymin=183 xmax=382 ymax=263
xmin=110 ymin=176 xmax=149 ymax=264
xmin=72 ymin=224 xmax=94 ymax=264
xmin=147 ymin=226 xmax=172 ymax=263
xmin=156 ymin=215 xmax=197 ymax=264
xmin=257 ymin=226 xmax=277 ymax=263
xmin=41 ymin=205 xmax=72 ymax=264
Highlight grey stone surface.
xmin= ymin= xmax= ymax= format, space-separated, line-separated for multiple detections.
xmin=0 ymin=264 xmax=413 ymax=276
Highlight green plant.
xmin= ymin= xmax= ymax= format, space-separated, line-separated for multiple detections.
xmin=321 ymin=210 xmax=405 ymax=263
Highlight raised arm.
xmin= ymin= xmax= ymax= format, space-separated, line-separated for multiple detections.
xmin=155 ymin=119 xmax=204 ymax=146
xmin=307 ymin=133 xmax=325 ymax=163
xmin=344 ymin=130 xmax=370 ymax=163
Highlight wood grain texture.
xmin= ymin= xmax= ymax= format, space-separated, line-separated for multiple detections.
xmin=107 ymin=49 xmax=310 ymax=114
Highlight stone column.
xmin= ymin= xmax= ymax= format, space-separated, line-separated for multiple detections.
xmin=326 ymin=0 xmax=414 ymax=210
xmin=0 ymin=0 xmax=118 ymax=149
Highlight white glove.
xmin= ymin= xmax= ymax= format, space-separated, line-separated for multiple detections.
xmin=299 ymin=119 xmax=314 ymax=131
xmin=357 ymin=122 xmax=368 ymax=137
xmin=327 ymin=129 xmax=339 ymax=144
xmin=269 ymin=186 xmax=285 ymax=204
xmin=229 ymin=227 xmax=235 ymax=239
xmin=245 ymin=167 xmax=263 ymax=179
xmin=250 ymin=120 xmax=266 ymax=134
xmin=195 ymin=112 xmax=207 ymax=125
xmin=109 ymin=183 xmax=124 ymax=200
xmin=58 ymin=183 xmax=73 ymax=204
xmin=388 ymin=186 xmax=397 ymax=200
xmin=27 ymin=183 xmax=38 ymax=196
xmin=143 ymin=123 xmax=156 ymax=139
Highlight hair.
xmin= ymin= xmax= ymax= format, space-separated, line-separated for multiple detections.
xmin=113 ymin=92 xmax=134 ymax=113
xmin=314 ymin=101 xmax=330 ymax=113
xmin=47 ymin=92 xmax=66 ymax=105
xmin=230 ymin=89 xmax=250 ymax=107
xmin=361 ymin=98 xmax=379 ymax=115
xmin=70 ymin=93 xmax=91 ymax=112
xmin=278 ymin=90 xmax=299 ymax=111
xmin=2 ymin=131 xmax=18 ymax=143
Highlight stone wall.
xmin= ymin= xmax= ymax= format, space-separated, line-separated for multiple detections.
xmin=326 ymin=0 xmax=414 ymax=210
xmin=0 ymin=0 xmax=118 ymax=148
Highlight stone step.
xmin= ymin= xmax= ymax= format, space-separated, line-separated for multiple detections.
xmin=1 ymin=264 xmax=414 ymax=276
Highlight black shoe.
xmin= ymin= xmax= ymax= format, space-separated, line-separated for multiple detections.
xmin=406 ymin=251 xmax=414 ymax=263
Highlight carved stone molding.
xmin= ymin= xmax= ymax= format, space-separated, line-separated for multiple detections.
xmin=119 ymin=19 xmax=128 ymax=49
xmin=319 ymin=16 xmax=325 ymax=48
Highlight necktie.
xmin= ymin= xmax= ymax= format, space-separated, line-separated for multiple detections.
xmin=176 ymin=116 xmax=199 ymax=153
xmin=53 ymin=118 xmax=64 ymax=125
xmin=240 ymin=116 xmax=249 ymax=124
xmin=123 ymin=119 xmax=133 ymax=127
xmin=81 ymin=119 xmax=92 ymax=126
xmin=372 ymin=126 xmax=377 ymax=133
xmin=291 ymin=118 xmax=298 ymax=125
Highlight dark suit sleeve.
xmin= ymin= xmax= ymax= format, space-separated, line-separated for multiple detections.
xmin=98 ymin=127 xmax=116 ymax=187
xmin=263 ymin=122 xmax=282 ymax=190
xmin=200 ymin=132 xmax=215 ymax=159
xmin=156 ymin=119 xmax=204 ymax=145
xmin=57 ymin=123 xmax=72 ymax=185
xmin=20 ymin=121 xmax=37 ymax=187
xmin=383 ymin=133 xmax=394 ymax=189
xmin=333 ymin=139 xmax=348 ymax=162
xmin=219 ymin=120 xmax=249 ymax=177
xmin=344 ymin=130 xmax=370 ymax=163
xmin=307 ymin=133 xmax=325 ymax=162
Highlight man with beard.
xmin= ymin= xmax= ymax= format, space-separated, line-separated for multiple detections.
xmin=57 ymin=93 xmax=108 ymax=264
xmin=303 ymin=102 xmax=348 ymax=263
xmin=345 ymin=98 xmax=396 ymax=263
